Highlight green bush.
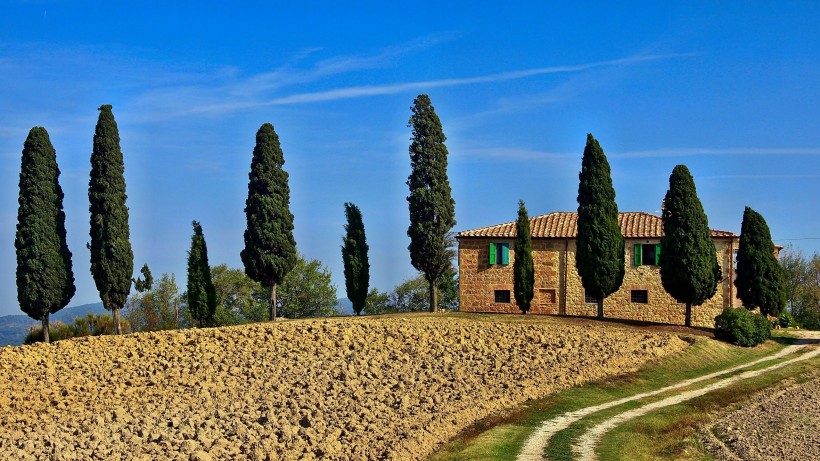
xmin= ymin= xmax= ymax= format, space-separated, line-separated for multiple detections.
xmin=25 ymin=313 xmax=131 ymax=344
xmin=778 ymin=311 xmax=799 ymax=328
xmin=714 ymin=307 xmax=772 ymax=347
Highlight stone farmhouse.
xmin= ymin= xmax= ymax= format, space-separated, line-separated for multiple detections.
xmin=456 ymin=211 xmax=741 ymax=327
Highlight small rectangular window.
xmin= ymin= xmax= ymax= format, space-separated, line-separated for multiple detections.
xmin=584 ymin=293 xmax=599 ymax=304
xmin=494 ymin=290 xmax=511 ymax=303
xmin=631 ymin=290 xmax=649 ymax=304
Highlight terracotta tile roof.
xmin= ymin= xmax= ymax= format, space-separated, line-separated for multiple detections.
xmin=456 ymin=211 xmax=737 ymax=239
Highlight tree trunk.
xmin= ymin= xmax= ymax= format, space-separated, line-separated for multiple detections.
xmin=685 ymin=302 xmax=692 ymax=327
xmin=597 ymin=298 xmax=604 ymax=320
xmin=112 ymin=307 xmax=122 ymax=335
xmin=270 ymin=283 xmax=277 ymax=322
xmin=429 ymin=279 xmax=438 ymax=313
xmin=42 ymin=314 xmax=50 ymax=344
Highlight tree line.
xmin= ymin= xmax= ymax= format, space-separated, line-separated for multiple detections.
xmin=16 ymin=94 xmax=458 ymax=342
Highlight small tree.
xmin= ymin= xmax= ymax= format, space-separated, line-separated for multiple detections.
xmin=132 ymin=263 xmax=158 ymax=330
xmin=89 ymin=104 xmax=133 ymax=334
xmin=513 ymin=200 xmax=534 ymax=314
xmin=133 ymin=263 xmax=153 ymax=292
xmin=575 ymin=133 xmax=625 ymax=319
xmin=735 ymin=207 xmax=786 ymax=316
xmin=278 ymin=254 xmax=338 ymax=319
xmin=342 ymin=203 xmax=370 ymax=315
xmin=406 ymin=94 xmax=457 ymax=312
xmin=210 ymin=264 xmax=268 ymax=326
xmin=187 ymin=221 xmax=217 ymax=327
xmin=241 ymin=123 xmax=297 ymax=321
xmin=15 ymin=127 xmax=76 ymax=343
xmin=659 ymin=165 xmax=722 ymax=327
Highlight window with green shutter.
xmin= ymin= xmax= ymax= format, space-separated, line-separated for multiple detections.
xmin=488 ymin=242 xmax=510 ymax=266
xmin=634 ymin=243 xmax=661 ymax=266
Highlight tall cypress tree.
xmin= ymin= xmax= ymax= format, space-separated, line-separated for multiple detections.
xmin=735 ymin=207 xmax=786 ymax=316
xmin=187 ymin=221 xmax=217 ymax=327
xmin=407 ymin=94 xmax=456 ymax=313
xmin=659 ymin=165 xmax=722 ymax=327
xmin=16 ymin=127 xmax=76 ymax=343
xmin=342 ymin=202 xmax=369 ymax=315
xmin=576 ymin=133 xmax=625 ymax=319
xmin=89 ymin=104 xmax=133 ymax=335
xmin=241 ymin=123 xmax=297 ymax=321
xmin=514 ymin=200 xmax=534 ymax=314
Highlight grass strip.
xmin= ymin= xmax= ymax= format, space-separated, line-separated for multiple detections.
xmin=431 ymin=332 xmax=793 ymax=460
xmin=596 ymin=353 xmax=820 ymax=461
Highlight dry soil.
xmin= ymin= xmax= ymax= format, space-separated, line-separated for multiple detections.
xmin=0 ymin=314 xmax=687 ymax=460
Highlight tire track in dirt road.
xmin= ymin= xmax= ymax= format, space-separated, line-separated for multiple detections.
xmin=517 ymin=333 xmax=820 ymax=461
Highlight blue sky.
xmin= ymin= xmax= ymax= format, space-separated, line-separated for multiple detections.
xmin=1 ymin=1 xmax=819 ymax=316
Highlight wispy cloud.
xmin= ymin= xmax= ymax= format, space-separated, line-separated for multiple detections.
xmin=261 ymin=53 xmax=691 ymax=107
xmin=612 ymin=147 xmax=820 ymax=158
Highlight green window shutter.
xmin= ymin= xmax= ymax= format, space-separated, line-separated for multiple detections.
xmin=634 ymin=244 xmax=642 ymax=266
xmin=501 ymin=243 xmax=510 ymax=265
xmin=489 ymin=242 xmax=496 ymax=265
xmin=655 ymin=243 xmax=661 ymax=266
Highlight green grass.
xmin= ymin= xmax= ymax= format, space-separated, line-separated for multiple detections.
xmin=596 ymin=353 xmax=820 ymax=461
xmin=430 ymin=332 xmax=791 ymax=461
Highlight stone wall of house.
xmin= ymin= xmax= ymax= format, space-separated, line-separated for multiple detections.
xmin=458 ymin=237 xmax=738 ymax=327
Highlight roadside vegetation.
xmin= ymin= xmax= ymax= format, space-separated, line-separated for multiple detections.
xmin=431 ymin=332 xmax=794 ymax=461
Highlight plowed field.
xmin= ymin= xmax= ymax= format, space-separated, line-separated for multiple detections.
xmin=0 ymin=314 xmax=688 ymax=460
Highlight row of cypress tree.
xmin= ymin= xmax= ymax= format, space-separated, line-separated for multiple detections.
xmin=512 ymin=133 xmax=785 ymax=325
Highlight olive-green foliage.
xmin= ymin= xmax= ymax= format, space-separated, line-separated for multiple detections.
xmin=124 ymin=273 xmax=184 ymax=331
xmin=575 ymin=133 xmax=624 ymax=318
xmin=406 ymin=94 xmax=456 ymax=312
xmin=342 ymin=203 xmax=369 ymax=315
xmin=659 ymin=165 xmax=722 ymax=326
xmin=384 ymin=272 xmax=459 ymax=313
xmin=187 ymin=221 xmax=217 ymax=327
xmin=89 ymin=105 xmax=133 ymax=332
xmin=364 ymin=288 xmax=395 ymax=315
xmin=241 ymin=123 xmax=297 ymax=320
xmin=24 ymin=313 xmax=131 ymax=344
xmin=735 ymin=207 xmax=786 ymax=316
xmin=714 ymin=307 xmax=772 ymax=347
xmin=278 ymin=254 xmax=339 ymax=318
xmin=779 ymin=248 xmax=820 ymax=329
xmin=15 ymin=127 xmax=75 ymax=341
xmin=513 ymin=200 xmax=534 ymax=314
xmin=210 ymin=264 xmax=268 ymax=326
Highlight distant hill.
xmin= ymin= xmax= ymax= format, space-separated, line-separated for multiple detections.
xmin=336 ymin=298 xmax=354 ymax=316
xmin=0 ymin=302 xmax=106 ymax=347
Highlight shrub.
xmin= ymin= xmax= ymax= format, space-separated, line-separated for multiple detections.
xmin=714 ymin=307 xmax=772 ymax=347
xmin=778 ymin=311 xmax=798 ymax=328
xmin=24 ymin=313 xmax=131 ymax=344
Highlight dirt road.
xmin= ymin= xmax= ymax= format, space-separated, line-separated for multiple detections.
xmin=518 ymin=331 xmax=820 ymax=461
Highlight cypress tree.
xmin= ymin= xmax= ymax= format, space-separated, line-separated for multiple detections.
xmin=15 ymin=127 xmax=76 ymax=343
xmin=659 ymin=165 xmax=722 ymax=327
xmin=514 ymin=200 xmax=534 ymax=314
xmin=187 ymin=221 xmax=217 ymax=327
xmin=406 ymin=94 xmax=456 ymax=312
xmin=735 ymin=207 xmax=786 ymax=316
xmin=89 ymin=104 xmax=133 ymax=335
xmin=576 ymin=133 xmax=625 ymax=319
xmin=241 ymin=123 xmax=297 ymax=321
xmin=342 ymin=202 xmax=370 ymax=315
